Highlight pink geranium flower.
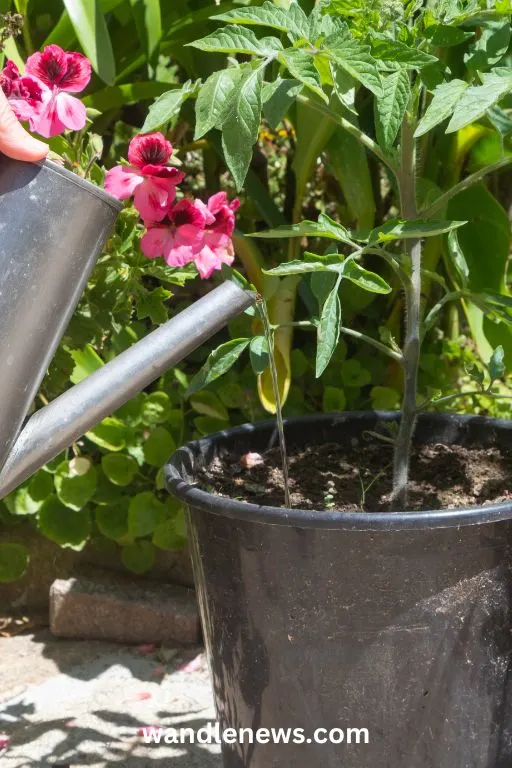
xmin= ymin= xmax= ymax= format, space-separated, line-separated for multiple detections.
xmin=24 ymin=44 xmax=91 ymax=137
xmin=0 ymin=60 xmax=44 ymax=122
xmin=141 ymin=199 xmax=208 ymax=266
xmin=193 ymin=192 xmax=240 ymax=279
xmin=105 ymin=133 xmax=185 ymax=222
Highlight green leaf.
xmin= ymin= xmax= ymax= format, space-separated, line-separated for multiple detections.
xmin=187 ymin=339 xmax=250 ymax=396
xmin=342 ymin=259 xmax=392 ymax=294
xmin=12 ymin=487 xmax=44 ymax=516
xmin=96 ymin=500 xmax=130 ymax=542
xmin=414 ymin=79 xmax=468 ymax=138
xmin=195 ymin=68 xmax=240 ymax=139
xmin=0 ymin=543 xmax=29 ymax=583
xmin=28 ymin=472 xmax=54 ymax=502
xmin=249 ymin=335 xmax=270 ymax=374
xmin=141 ymin=391 xmax=171 ymax=425
xmin=189 ymin=391 xmax=229 ymax=421
xmin=143 ymin=427 xmax=176 ymax=468
xmin=194 ymin=416 xmax=229 ymax=436
xmin=369 ymin=218 xmax=466 ymax=243
xmin=465 ymin=20 xmax=510 ymax=72
xmin=136 ymin=286 xmax=171 ymax=325
xmin=250 ymin=216 xmax=353 ymax=243
xmin=189 ymin=25 xmax=282 ymax=56
xmin=489 ymin=345 xmax=506 ymax=380
xmin=38 ymin=497 xmax=91 ymax=550
xmin=279 ymin=48 xmax=328 ymax=103
xmin=371 ymin=38 xmax=437 ymax=69
xmin=213 ymin=1 xmax=309 ymax=42
xmin=341 ymin=358 xmax=372 ymax=387
xmin=264 ymin=260 xmax=329 ymax=276
xmin=326 ymin=40 xmax=382 ymax=96
xmin=262 ymin=78 xmax=302 ymax=129
xmin=446 ymin=228 xmax=469 ymax=286
xmin=374 ymin=69 xmax=410 ymax=148
xmin=222 ymin=65 xmax=264 ymax=190
xmin=62 ymin=0 xmax=116 ymax=84
xmin=326 ymin=127 xmax=375 ymax=229
xmin=70 ymin=344 xmax=103 ymax=385
xmin=142 ymin=80 xmax=196 ymax=132
xmin=316 ymin=275 xmax=342 ymax=377
xmin=370 ymin=386 xmax=400 ymax=410
xmin=128 ymin=491 xmax=167 ymax=538
xmin=130 ymin=0 xmax=161 ymax=61
xmin=425 ymin=24 xmax=474 ymax=47
xmin=86 ymin=417 xmax=126 ymax=451
xmin=447 ymin=72 xmax=512 ymax=133
xmin=322 ymin=386 xmax=346 ymax=412
xmin=54 ymin=461 xmax=97 ymax=512
xmin=122 ymin=541 xmax=154 ymax=574
xmin=101 ymin=454 xmax=138 ymax=487
xmin=152 ymin=517 xmax=187 ymax=551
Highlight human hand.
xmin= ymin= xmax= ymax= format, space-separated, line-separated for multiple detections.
xmin=0 ymin=88 xmax=48 ymax=161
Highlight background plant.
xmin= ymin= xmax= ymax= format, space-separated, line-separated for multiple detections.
xmin=3 ymin=0 xmax=512 ymax=583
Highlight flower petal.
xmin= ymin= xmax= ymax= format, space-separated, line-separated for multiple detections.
xmin=140 ymin=164 xmax=185 ymax=184
xmin=134 ymin=178 xmax=175 ymax=222
xmin=140 ymin=226 xmax=171 ymax=259
xmin=104 ymin=165 xmax=142 ymax=200
xmin=128 ymin=133 xmax=173 ymax=169
xmin=55 ymin=91 xmax=87 ymax=132
xmin=26 ymin=45 xmax=91 ymax=93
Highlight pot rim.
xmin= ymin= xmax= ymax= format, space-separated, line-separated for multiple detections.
xmin=165 ymin=411 xmax=512 ymax=531
xmin=38 ymin=158 xmax=123 ymax=212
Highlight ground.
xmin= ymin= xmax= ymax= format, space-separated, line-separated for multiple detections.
xmin=0 ymin=631 xmax=220 ymax=767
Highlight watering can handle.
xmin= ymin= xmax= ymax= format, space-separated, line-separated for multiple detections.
xmin=0 ymin=281 xmax=254 ymax=498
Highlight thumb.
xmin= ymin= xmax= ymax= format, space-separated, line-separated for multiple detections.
xmin=0 ymin=89 xmax=48 ymax=162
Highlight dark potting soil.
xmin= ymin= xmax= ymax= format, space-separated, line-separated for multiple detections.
xmin=199 ymin=436 xmax=512 ymax=512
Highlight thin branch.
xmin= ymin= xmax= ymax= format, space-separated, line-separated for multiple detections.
xmin=297 ymin=94 xmax=398 ymax=176
xmin=422 ymin=290 xmax=467 ymax=339
xmin=421 ymin=157 xmax=512 ymax=219
xmin=359 ymin=246 xmax=411 ymax=288
xmin=273 ymin=321 xmax=403 ymax=362
xmin=428 ymin=390 xmax=512 ymax=408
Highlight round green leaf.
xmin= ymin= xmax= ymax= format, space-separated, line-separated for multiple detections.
xmin=0 ymin=543 xmax=30 ymax=583
xmin=28 ymin=471 xmax=54 ymax=502
xmin=341 ymin=359 xmax=372 ymax=388
xmin=143 ymin=427 xmax=176 ymax=468
xmin=141 ymin=392 xmax=171 ymax=426
xmin=93 ymin=468 xmax=126 ymax=505
xmin=370 ymin=386 xmax=400 ymax=410
xmin=194 ymin=416 xmax=229 ymax=436
xmin=54 ymin=461 xmax=97 ymax=511
xmin=86 ymin=417 xmax=126 ymax=451
xmin=322 ymin=386 xmax=346 ymax=413
xmin=101 ymin=454 xmax=138 ymax=487
xmin=13 ymin=487 xmax=44 ymax=516
xmin=96 ymin=500 xmax=130 ymax=542
xmin=121 ymin=541 xmax=155 ymax=574
xmin=128 ymin=492 xmax=167 ymax=538
xmin=152 ymin=518 xmax=187 ymax=551
xmin=38 ymin=497 xmax=91 ymax=550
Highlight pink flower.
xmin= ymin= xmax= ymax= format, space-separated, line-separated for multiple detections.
xmin=105 ymin=133 xmax=185 ymax=222
xmin=24 ymin=45 xmax=91 ymax=137
xmin=141 ymin=199 xmax=208 ymax=266
xmin=0 ymin=60 xmax=44 ymax=122
xmin=192 ymin=192 xmax=240 ymax=279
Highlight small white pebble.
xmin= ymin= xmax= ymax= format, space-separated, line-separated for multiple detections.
xmin=240 ymin=452 xmax=265 ymax=469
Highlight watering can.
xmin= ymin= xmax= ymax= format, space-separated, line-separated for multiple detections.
xmin=0 ymin=156 xmax=254 ymax=497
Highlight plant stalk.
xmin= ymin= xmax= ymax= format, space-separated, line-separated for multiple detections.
xmin=392 ymin=115 xmax=422 ymax=510
xmin=257 ymin=295 xmax=291 ymax=508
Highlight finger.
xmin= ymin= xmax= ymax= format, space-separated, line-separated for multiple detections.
xmin=0 ymin=89 xmax=48 ymax=162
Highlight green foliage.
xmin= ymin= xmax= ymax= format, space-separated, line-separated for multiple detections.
xmin=0 ymin=543 xmax=30 ymax=583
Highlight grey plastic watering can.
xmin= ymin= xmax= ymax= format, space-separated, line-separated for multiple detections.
xmin=0 ymin=156 xmax=253 ymax=497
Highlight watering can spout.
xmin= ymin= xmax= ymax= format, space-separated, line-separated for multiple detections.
xmin=0 ymin=280 xmax=255 ymax=498
xmin=0 ymin=155 xmax=254 ymax=499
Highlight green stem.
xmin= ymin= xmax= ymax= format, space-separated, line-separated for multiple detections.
xmin=422 ymin=290 xmax=467 ymax=339
xmin=274 ymin=322 xmax=403 ymax=362
xmin=392 ymin=114 xmax=421 ymax=510
xmin=297 ymin=94 xmax=397 ymax=176
xmin=428 ymin=390 xmax=512 ymax=408
xmin=257 ymin=296 xmax=291 ymax=508
xmin=421 ymin=157 xmax=512 ymax=219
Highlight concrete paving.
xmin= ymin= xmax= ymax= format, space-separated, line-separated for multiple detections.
xmin=0 ymin=630 xmax=221 ymax=767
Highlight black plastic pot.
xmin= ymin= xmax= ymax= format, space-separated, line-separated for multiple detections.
xmin=166 ymin=412 xmax=512 ymax=768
